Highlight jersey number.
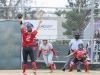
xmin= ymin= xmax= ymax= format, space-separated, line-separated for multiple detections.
xmin=26 ymin=35 xmax=31 ymax=41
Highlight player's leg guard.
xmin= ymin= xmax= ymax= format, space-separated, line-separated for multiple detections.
xmin=69 ymin=62 xmax=75 ymax=72
xmin=83 ymin=60 xmax=89 ymax=72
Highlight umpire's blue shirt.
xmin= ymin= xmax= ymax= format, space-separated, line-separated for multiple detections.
xmin=69 ymin=39 xmax=83 ymax=51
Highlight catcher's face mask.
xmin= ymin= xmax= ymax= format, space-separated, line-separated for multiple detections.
xmin=78 ymin=43 xmax=84 ymax=50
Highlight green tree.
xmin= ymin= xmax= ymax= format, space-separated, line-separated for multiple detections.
xmin=0 ymin=0 xmax=36 ymax=19
xmin=55 ymin=9 xmax=66 ymax=17
xmin=67 ymin=0 xmax=100 ymax=21
xmin=24 ymin=8 xmax=37 ymax=20
xmin=62 ymin=11 xmax=84 ymax=35
xmin=62 ymin=0 xmax=100 ymax=37
xmin=0 ymin=0 xmax=21 ymax=19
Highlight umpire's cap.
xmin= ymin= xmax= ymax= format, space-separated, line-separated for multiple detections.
xmin=74 ymin=33 xmax=80 ymax=36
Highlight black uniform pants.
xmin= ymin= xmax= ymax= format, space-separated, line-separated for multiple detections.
xmin=23 ymin=46 xmax=35 ymax=64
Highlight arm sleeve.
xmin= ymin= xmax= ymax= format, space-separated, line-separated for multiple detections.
xmin=38 ymin=50 xmax=42 ymax=58
xmin=38 ymin=44 xmax=42 ymax=58
xmin=51 ymin=49 xmax=57 ymax=56
xmin=32 ymin=30 xmax=38 ymax=37
xmin=49 ymin=43 xmax=57 ymax=56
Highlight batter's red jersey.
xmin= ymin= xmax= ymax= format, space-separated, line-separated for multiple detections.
xmin=21 ymin=28 xmax=37 ymax=46
xmin=73 ymin=49 xmax=87 ymax=60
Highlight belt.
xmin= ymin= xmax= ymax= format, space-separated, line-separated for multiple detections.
xmin=23 ymin=46 xmax=32 ymax=47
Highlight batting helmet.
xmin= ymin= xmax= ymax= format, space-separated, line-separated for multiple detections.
xmin=74 ymin=33 xmax=80 ymax=36
xmin=24 ymin=22 xmax=34 ymax=31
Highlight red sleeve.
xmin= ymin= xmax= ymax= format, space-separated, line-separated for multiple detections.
xmin=73 ymin=50 xmax=77 ymax=54
xmin=38 ymin=50 xmax=42 ymax=58
xmin=51 ymin=49 xmax=57 ymax=56
xmin=32 ymin=30 xmax=37 ymax=36
xmin=21 ymin=28 xmax=25 ymax=34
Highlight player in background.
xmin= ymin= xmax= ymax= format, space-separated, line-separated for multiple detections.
xmin=18 ymin=13 xmax=42 ymax=75
xmin=32 ymin=37 xmax=39 ymax=61
xmin=65 ymin=43 xmax=89 ymax=72
xmin=37 ymin=38 xmax=58 ymax=73
xmin=62 ymin=34 xmax=83 ymax=72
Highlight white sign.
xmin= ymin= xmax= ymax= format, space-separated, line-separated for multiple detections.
xmin=24 ymin=20 xmax=57 ymax=39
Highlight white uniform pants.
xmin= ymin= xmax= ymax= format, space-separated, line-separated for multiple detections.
xmin=43 ymin=52 xmax=53 ymax=67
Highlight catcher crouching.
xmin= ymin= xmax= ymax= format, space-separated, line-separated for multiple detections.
xmin=65 ymin=43 xmax=89 ymax=72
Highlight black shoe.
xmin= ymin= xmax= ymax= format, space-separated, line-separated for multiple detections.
xmin=77 ymin=69 xmax=81 ymax=72
xmin=62 ymin=68 xmax=65 ymax=72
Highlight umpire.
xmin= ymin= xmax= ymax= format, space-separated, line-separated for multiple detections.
xmin=62 ymin=33 xmax=83 ymax=72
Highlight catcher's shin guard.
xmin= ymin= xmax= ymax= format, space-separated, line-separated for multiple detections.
xmin=69 ymin=62 xmax=75 ymax=72
xmin=83 ymin=60 xmax=89 ymax=72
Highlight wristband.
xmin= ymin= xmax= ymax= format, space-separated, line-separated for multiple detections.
xmin=20 ymin=21 xmax=23 ymax=25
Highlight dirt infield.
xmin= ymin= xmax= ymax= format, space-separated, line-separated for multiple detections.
xmin=0 ymin=70 xmax=100 ymax=75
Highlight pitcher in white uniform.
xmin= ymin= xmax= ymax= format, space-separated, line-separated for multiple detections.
xmin=37 ymin=38 xmax=58 ymax=73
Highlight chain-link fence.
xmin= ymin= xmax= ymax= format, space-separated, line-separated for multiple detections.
xmin=1 ymin=0 xmax=100 ymax=69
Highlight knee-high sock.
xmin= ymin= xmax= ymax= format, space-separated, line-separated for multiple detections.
xmin=32 ymin=62 xmax=37 ymax=71
xmin=48 ymin=65 xmax=53 ymax=70
xmin=23 ymin=64 xmax=27 ymax=73
xmin=52 ymin=63 xmax=55 ymax=66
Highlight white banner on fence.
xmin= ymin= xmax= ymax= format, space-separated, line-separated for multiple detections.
xmin=24 ymin=20 xmax=57 ymax=39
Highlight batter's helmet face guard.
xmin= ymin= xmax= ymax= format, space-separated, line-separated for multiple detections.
xmin=78 ymin=43 xmax=84 ymax=50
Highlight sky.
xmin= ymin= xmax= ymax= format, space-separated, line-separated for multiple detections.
xmin=6 ymin=0 xmax=68 ymax=7
xmin=32 ymin=0 xmax=68 ymax=7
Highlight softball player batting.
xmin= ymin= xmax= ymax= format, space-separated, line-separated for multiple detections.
xmin=18 ymin=13 xmax=42 ymax=75
xmin=37 ymin=38 xmax=58 ymax=73
xmin=65 ymin=43 xmax=89 ymax=72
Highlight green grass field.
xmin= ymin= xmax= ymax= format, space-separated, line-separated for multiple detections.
xmin=0 ymin=70 xmax=100 ymax=75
